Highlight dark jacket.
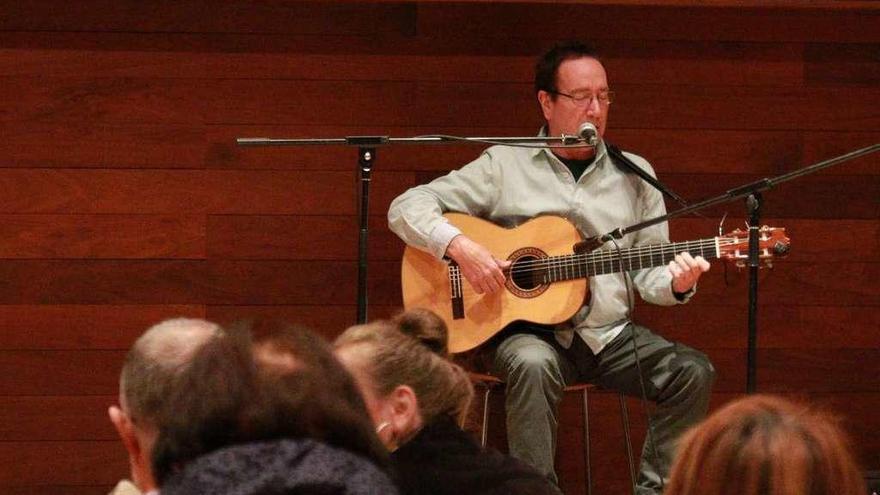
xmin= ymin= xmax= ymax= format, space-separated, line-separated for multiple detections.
xmin=160 ymin=438 xmax=399 ymax=495
xmin=391 ymin=416 xmax=562 ymax=495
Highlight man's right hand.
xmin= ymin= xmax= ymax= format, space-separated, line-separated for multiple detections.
xmin=445 ymin=235 xmax=511 ymax=294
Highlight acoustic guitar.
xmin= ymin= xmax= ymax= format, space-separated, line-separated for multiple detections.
xmin=401 ymin=213 xmax=790 ymax=353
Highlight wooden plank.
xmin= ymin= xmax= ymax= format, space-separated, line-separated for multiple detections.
xmin=0 ymin=305 xmax=205 ymax=350
xmin=635 ymin=304 xmax=880 ymax=350
xmin=0 ymin=440 xmax=127 ymax=486
xmin=0 ymin=169 xmax=411 ymax=216
xmin=418 ymin=4 xmax=880 ymax=43
xmin=682 ymin=261 xmax=880 ymax=307
xmin=0 ymin=214 xmax=205 ymax=259
xmin=0 ymin=122 xmax=206 ymax=169
xmin=660 ymin=174 xmax=879 ymax=219
xmin=205 ymin=304 xmax=400 ymax=342
xmin=0 ymin=76 xmax=207 ymax=124
xmin=206 ymin=215 xmax=403 ymax=261
xmin=705 ymin=348 xmax=880 ymax=393
xmin=0 ymin=396 xmax=118 ymax=441
xmin=0 ymin=1 xmax=417 ymax=36
xmin=0 ymin=260 xmax=399 ymax=305
xmin=805 ymin=42 xmax=880 ymax=85
xmin=0 ymin=350 xmax=123 ymax=395
xmin=2 ymin=486 xmax=116 ymax=495
xmin=802 ymin=131 xmax=880 ymax=175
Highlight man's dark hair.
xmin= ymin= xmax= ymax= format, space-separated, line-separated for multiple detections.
xmin=534 ymin=40 xmax=601 ymax=95
xmin=150 ymin=319 xmax=387 ymax=484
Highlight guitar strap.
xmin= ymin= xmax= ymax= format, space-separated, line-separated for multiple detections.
xmin=606 ymin=141 xmax=688 ymax=207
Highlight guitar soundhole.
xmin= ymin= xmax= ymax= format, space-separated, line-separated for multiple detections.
xmin=506 ymin=247 xmax=550 ymax=299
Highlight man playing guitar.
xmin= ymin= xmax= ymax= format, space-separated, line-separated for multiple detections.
xmin=388 ymin=41 xmax=713 ymax=494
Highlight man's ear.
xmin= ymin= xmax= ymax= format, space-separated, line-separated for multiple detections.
xmin=537 ymin=90 xmax=553 ymax=121
xmin=108 ymin=405 xmax=141 ymax=458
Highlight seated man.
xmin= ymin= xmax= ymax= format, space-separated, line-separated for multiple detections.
xmin=108 ymin=317 xmax=221 ymax=495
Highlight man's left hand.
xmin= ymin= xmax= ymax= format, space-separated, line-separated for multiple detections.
xmin=669 ymin=252 xmax=711 ymax=294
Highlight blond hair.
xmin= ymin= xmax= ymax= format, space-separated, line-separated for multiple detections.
xmin=335 ymin=315 xmax=473 ymax=426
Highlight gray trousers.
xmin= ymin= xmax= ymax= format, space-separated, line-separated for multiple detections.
xmin=493 ymin=324 xmax=715 ymax=495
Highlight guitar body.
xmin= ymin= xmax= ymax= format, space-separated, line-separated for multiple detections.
xmin=401 ymin=213 xmax=588 ymax=353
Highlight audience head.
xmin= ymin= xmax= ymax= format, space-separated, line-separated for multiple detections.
xmin=666 ymin=394 xmax=865 ymax=495
xmin=150 ymin=319 xmax=387 ymax=485
xmin=333 ymin=309 xmax=473 ymax=451
xmin=108 ymin=317 xmax=220 ymax=492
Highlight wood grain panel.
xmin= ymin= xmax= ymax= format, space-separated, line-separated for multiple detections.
xmin=418 ymin=4 xmax=880 ymax=43
xmin=0 ymin=122 xmax=206 ymax=169
xmin=0 ymin=396 xmax=118 ymax=441
xmin=0 ymin=77 xmax=206 ymax=124
xmin=0 ymin=440 xmax=127 ymax=485
xmin=635 ymin=305 xmax=880 ymax=350
xmin=206 ymin=215 xmax=402 ymax=261
xmin=0 ymin=350 xmax=123 ymax=395
xmin=680 ymin=261 xmax=880 ymax=307
xmin=805 ymin=43 xmax=880 ymax=86
xmin=0 ymin=260 xmax=400 ymax=305
xmin=0 ymin=1 xmax=417 ymax=36
xmin=0 ymin=169 xmax=410 ymax=216
xmin=0 ymin=214 xmax=205 ymax=259
xmin=206 ymin=304 xmax=399 ymax=341
xmin=660 ymin=174 xmax=879 ymax=219
xmin=802 ymin=131 xmax=880 ymax=175
xmin=0 ymin=305 xmax=205 ymax=350
xmin=3 ymin=486 xmax=115 ymax=495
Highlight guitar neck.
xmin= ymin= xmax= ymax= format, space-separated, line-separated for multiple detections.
xmin=545 ymin=238 xmax=719 ymax=283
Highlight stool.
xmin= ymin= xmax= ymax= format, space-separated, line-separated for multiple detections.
xmin=468 ymin=372 xmax=637 ymax=495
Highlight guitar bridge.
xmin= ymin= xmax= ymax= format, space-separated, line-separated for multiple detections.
xmin=449 ymin=263 xmax=465 ymax=320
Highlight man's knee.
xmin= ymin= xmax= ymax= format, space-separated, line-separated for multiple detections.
xmin=675 ymin=348 xmax=715 ymax=392
xmin=495 ymin=335 xmax=563 ymax=387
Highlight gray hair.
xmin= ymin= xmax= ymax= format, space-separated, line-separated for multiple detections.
xmin=119 ymin=318 xmax=219 ymax=424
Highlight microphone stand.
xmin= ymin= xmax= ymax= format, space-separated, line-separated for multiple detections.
xmin=595 ymin=142 xmax=880 ymax=393
xmin=237 ymin=132 xmax=591 ymax=324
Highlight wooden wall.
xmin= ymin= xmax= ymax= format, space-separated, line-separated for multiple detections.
xmin=0 ymin=1 xmax=877 ymax=493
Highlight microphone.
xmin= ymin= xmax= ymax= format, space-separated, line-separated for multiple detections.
xmin=577 ymin=122 xmax=599 ymax=146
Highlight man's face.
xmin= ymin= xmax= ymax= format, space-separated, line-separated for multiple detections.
xmin=538 ymin=56 xmax=610 ymax=158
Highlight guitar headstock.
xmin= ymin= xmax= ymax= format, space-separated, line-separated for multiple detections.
xmin=718 ymin=226 xmax=790 ymax=267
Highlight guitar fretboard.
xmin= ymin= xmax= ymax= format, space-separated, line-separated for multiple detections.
xmin=522 ymin=238 xmax=720 ymax=284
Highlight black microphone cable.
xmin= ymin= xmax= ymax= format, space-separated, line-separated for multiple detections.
xmin=610 ymin=237 xmax=666 ymax=494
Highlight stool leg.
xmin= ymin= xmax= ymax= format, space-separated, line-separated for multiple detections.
xmin=480 ymin=385 xmax=492 ymax=448
xmin=582 ymin=388 xmax=591 ymax=495
xmin=618 ymin=393 xmax=636 ymax=495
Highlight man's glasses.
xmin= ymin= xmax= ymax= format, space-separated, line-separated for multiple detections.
xmin=550 ymin=90 xmax=614 ymax=107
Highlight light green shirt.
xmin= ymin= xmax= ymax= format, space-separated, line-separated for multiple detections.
xmin=388 ymin=139 xmax=691 ymax=353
